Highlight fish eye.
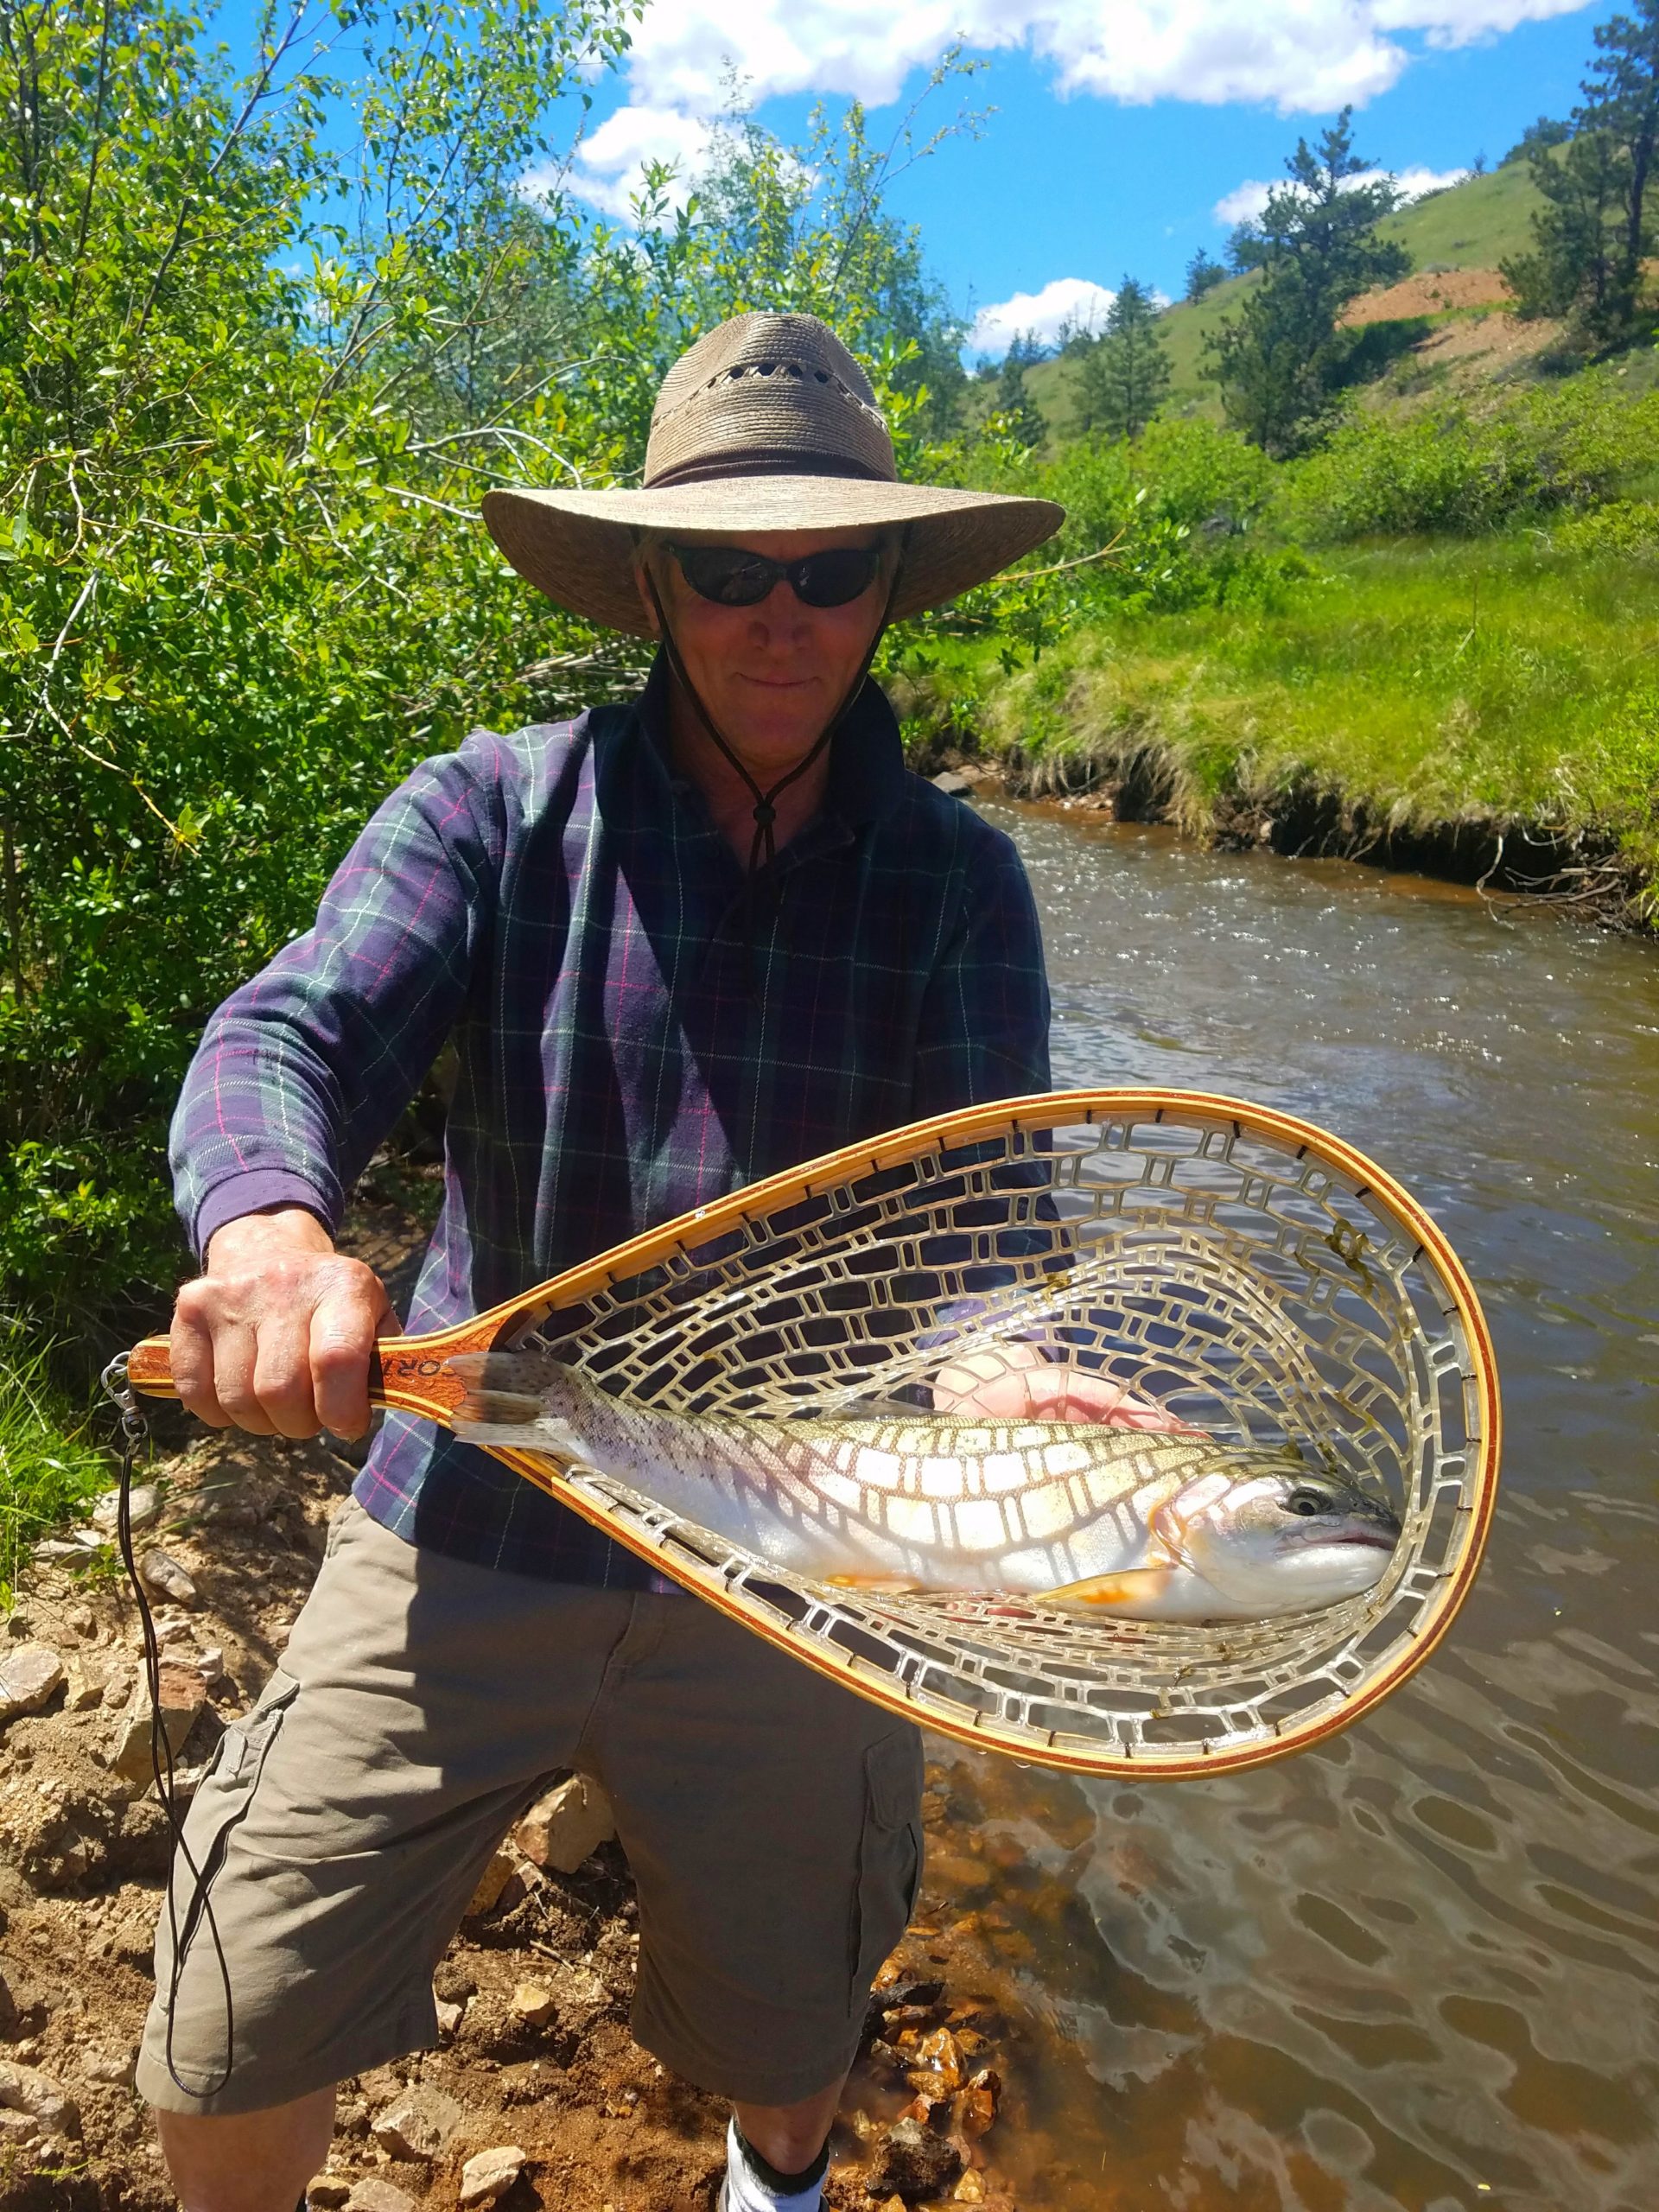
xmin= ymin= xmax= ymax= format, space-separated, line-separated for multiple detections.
xmin=1286 ymin=1488 xmax=1333 ymax=1517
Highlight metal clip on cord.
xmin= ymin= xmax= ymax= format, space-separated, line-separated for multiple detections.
xmin=99 ymin=1352 xmax=235 ymax=2097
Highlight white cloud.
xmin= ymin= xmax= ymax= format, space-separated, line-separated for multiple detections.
xmin=601 ymin=0 xmax=1589 ymax=126
xmin=535 ymin=105 xmax=718 ymax=220
xmin=1374 ymin=0 xmax=1590 ymax=47
xmin=969 ymin=277 xmax=1116 ymax=357
xmin=1213 ymin=178 xmax=1278 ymax=226
xmin=1213 ymin=161 xmax=1469 ymax=225
xmin=535 ymin=2 xmax=1592 ymax=231
xmin=1390 ymin=162 xmax=1471 ymax=198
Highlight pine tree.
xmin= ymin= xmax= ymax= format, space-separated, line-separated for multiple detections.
xmin=1184 ymin=249 xmax=1227 ymax=302
xmin=1503 ymin=3 xmax=1659 ymax=341
xmin=1075 ymin=278 xmax=1172 ymax=438
xmin=1501 ymin=117 xmax=1570 ymax=167
xmin=993 ymin=331 xmax=1048 ymax=449
xmin=1203 ymin=108 xmax=1408 ymax=455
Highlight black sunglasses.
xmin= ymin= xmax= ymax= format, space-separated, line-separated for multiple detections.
xmin=665 ymin=541 xmax=883 ymax=609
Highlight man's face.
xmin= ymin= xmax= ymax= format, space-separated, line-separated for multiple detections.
xmin=636 ymin=528 xmax=890 ymax=776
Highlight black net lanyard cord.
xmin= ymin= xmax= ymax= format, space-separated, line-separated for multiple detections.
xmin=101 ymin=1354 xmax=236 ymax=2098
xmin=641 ymin=532 xmax=907 ymax=878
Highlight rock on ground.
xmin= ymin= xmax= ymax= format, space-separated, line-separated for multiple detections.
xmin=0 ymin=1644 xmax=66 ymax=1723
xmin=369 ymin=2082 xmax=465 ymax=2161
xmin=106 ymin=1659 xmax=208 ymax=1784
xmin=137 ymin=1546 xmax=199 ymax=1605
xmin=0 ymin=2056 xmax=79 ymax=2140
xmin=344 ymin=2181 xmax=419 ymax=2212
xmin=458 ymin=2144 xmax=527 ymax=2204
xmin=512 ymin=1772 xmax=615 ymax=1872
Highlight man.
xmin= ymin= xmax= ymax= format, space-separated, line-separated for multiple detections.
xmin=143 ymin=312 xmax=1134 ymax=2212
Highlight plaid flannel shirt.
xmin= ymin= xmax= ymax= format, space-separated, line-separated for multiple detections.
xmin=170 ymin=660 xmax=1052 ymax=1584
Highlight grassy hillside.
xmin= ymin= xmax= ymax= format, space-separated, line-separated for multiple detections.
xmin=1023 ymin=157 xmax=1551 ymax=435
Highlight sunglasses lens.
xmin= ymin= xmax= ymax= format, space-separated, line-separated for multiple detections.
xmin=795 ymin=548 xmax=880 ymax=607
xmin=677 ymin=548 xmax=777 ymax=605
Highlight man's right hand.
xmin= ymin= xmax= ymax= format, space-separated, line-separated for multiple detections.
xmin=169 ymin=1207 xmax=398 ymax=1440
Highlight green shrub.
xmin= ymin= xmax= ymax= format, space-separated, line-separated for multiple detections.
xmin=0 ymin=6 xmax=984 ymax=1337
xmin=1285 ymin=376 xmax=1659 ymax=539
xmin=1554 ymin=499 xmax=1659 ymax=560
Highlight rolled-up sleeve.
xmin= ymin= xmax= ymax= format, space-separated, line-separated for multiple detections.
xmin=169 ymin=741 xmax=503 ymax=1257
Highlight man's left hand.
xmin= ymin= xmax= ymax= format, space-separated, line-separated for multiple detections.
xmin=931 ymin=1341 xmax=1193 ymax=1431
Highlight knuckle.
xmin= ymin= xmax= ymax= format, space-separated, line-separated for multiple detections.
xmin=311 ymin=1335 xmax=368 ymax=1382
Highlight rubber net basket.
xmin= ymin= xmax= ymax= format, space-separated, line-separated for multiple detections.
xmin=476 ymin=1090 xmax=1499 ymax=1778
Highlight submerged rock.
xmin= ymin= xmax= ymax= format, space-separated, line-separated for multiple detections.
xmin=868 ymin=2116 xmax=963 ymax=2202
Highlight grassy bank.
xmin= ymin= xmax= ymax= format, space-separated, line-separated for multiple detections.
xmin=0 ymin=1334 xmax=109 ymax=1607
xmin=901 ymin=534 xmax=1659 ymax=922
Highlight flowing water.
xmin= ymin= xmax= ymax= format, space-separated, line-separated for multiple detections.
xmin=935 ymin=807 xmax=1659 ymax=2212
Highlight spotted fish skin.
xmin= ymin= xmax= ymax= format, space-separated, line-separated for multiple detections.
xmin=444 ymin=1351 xmax=1399 ymax=1620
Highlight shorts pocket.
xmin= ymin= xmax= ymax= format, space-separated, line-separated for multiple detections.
xmin=849 ymin=1728 xmax=925 ymax=2001
xmin=210 ymin=1668 xmax=300 ymax=1794
xmin=149 ymin=1670 xmax=303 ymax=2094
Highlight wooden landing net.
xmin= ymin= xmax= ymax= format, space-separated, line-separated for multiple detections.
xmin=130 ymin=1088 xmax=1499 ymax=1778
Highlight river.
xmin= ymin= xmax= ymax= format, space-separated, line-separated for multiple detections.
xmin=932 ymin=805 xmax=1659 ymax=2212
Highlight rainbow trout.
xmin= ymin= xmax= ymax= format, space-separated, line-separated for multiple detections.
xmin=445 ymin=1351 xmax=1400 ymax=1622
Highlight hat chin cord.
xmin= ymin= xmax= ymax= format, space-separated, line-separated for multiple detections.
xmin=641 ymin=536 xmax=906 ymax=878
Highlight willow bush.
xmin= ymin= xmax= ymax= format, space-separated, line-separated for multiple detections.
xmin=0 ymin=2 xmax=996 ymax=1334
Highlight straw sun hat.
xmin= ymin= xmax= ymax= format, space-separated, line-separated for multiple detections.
xmin=480 ymin=311 xmax=1063 ymax=637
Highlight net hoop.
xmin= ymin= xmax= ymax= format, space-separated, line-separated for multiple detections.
xmin=406 ymin=1089 xmax=1502 ymax=1779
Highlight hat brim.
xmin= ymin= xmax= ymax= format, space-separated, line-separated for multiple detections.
xmin=480 ymin=478 xmax=1064 ymax=637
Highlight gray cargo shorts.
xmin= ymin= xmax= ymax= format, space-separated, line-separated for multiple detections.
xmin=136 ymin=1500 xmax=923 ymax=2116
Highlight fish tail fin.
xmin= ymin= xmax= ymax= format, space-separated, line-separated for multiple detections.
xmin=453 ymin=1388 xmax=545 ymax=1427
xmin=442 ymin=1348 xmax=569 ymax=1393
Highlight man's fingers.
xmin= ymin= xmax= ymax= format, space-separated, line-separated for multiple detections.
xmin=308 ymin=1277 xmax=396 ymax=1440
xmin=1054 ymin=1371 xmax=1192 ymax=1432
xmin=169 ymin=1288 xmax=232 ymax=1429
xmin=247 ymin=1313 xmax=322 ymax=1439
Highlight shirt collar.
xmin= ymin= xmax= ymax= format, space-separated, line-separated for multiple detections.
xmin=636 ymin=650 xmax=906 ymax=834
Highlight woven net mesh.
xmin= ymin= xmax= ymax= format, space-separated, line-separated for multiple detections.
xmin=486 ymin=1094 xmax=1496 ymax=1776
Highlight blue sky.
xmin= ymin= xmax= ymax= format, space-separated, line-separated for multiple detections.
xmin=225 ymin=0 xmax=1605 ymax=357
xmin=548 ymin=0 xmax=1603 ymax=355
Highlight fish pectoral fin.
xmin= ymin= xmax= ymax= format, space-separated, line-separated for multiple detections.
xmin=1042 ymin=1567 xmax=1180 ymax=1611
xmin=823 ymin=1573 xmax=925 ymax=1594
xmin=454 ymin=1389 xmax=546 ymax=1427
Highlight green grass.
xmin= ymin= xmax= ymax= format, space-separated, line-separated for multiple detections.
xmin=913 ymin=535 xmax=1659 ymax=913
xmin=0 ymin=1334 xmax=111 ymax=1606
xmin=1374 ymin=158 xmax=1546 ymax=272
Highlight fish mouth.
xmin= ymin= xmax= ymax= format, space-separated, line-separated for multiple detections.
xmin=1322 ymin=1529 xmax=1400 ymax=1550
